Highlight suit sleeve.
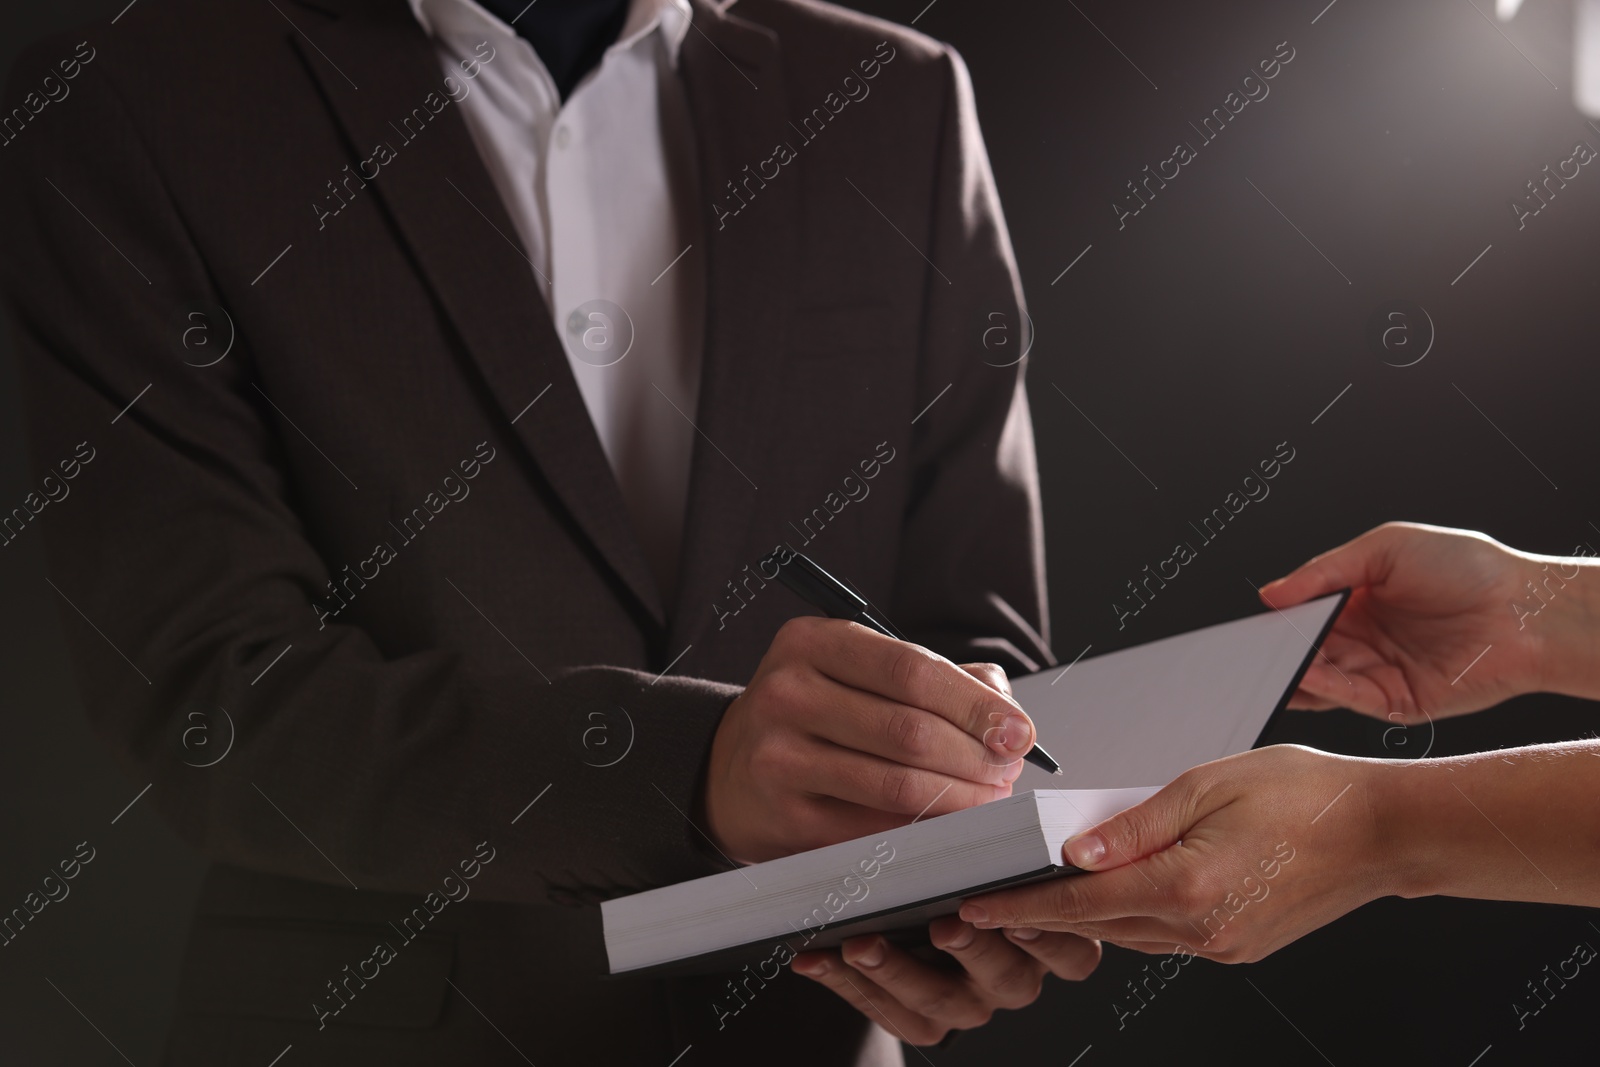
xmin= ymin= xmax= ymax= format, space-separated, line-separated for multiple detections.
xmin=0 ymin=46 xmax=736 ymax=908
xmin=890 ymin=45 xmax=1055 ymax=677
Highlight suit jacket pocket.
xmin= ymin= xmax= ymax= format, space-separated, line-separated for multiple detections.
xmin=177 ymin=917 xmax=455 ymax=1029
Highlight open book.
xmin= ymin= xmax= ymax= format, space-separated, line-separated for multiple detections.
xmin=602 ymin=591 xmax=1346 ymax=976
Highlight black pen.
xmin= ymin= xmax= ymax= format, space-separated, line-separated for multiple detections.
xmin=760 ymin=545 xmax=1063 ymax=776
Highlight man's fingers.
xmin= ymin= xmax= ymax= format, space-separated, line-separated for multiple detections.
xmin=793 ymin=940 xmax=976 ymax=1046
xmin=776 ymin=617 xmax=1036 ymax=759
xmin=926 ymin=919 xmax=1049 ymax=1006
xmin=998 ymin=926 xmax=1102 ymax=981
xmin=959 ymin=661 xmax=1013 ymax=697
xmin=805 ymin=684 xmax=1019 ymax=788
xmin=777 ymin=795 xmax=916 ymax=851
xmin=794 ymin=927 xmax=1078 ymax=1045
xmin=840 ymin=935 xmax=994 ymax=1030
xmin=798 ymin=744 xmax=1009 ymax=817
xmin=959 ymin=662 xmax=1028 ymax=771
xmin=790 ymin=950 xmax=941 ymax=1045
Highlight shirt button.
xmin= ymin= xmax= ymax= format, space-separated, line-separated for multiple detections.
xmin=555 ymin=125 xmax=571 ymax=149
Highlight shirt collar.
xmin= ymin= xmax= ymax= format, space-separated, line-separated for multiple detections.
xmin=408 ymin=0 xmax=692 ymax=68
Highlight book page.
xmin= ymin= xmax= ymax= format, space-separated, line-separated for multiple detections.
xmin=1011 ymin=594 xmax=1342 ymax=792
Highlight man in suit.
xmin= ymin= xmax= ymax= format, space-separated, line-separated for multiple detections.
xmin=0 ymin=0 xmax=1089 ymax=1062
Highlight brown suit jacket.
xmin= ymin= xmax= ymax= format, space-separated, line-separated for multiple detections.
xmin=0 ymin=0 xmax=1052 ymax=1062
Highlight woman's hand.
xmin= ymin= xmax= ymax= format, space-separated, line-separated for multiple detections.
xmin=1259 ymin=521 xmax=1590 ymax=721
xmin=959 ymin=746 xmax=1396 ymax=964
xmin=791 ymin=917 xmax=1101 ymax=1045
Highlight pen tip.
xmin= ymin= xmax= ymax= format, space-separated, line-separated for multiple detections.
xmin=1052 ymin=768 xmax=1064 ymax=776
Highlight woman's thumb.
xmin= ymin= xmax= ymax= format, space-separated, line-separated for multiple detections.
xmin=1064 ymin=782 xmax=1193 ymax=871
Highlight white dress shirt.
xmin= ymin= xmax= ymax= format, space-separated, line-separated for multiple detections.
xmin=408 ymin=0 xmax=704 ymax=603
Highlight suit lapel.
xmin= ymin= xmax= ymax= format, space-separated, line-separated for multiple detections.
xmin=667 ymin=0 xmax=798 ymax=652
xmin=289 ymin=0 xmax=666 ymax=625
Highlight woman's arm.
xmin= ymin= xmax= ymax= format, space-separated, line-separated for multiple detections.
xmin=961 ymin=742 xmax=1600 ymax=963
xmin=1378 ymin=741 xmax=1600 ymax=905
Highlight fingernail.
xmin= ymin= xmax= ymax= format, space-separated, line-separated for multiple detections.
xmin=849 ymin=940 xmax=885 ymax=968
xmin=792 ymin=958 xmax=827 ymax=977
xmin=959 ymin=904 xmax=989 ymax=923
xmin=941 ymin=924 xmax=976 ymax=950
xmin=995 ymin=712 xmax=1033 ymax=755
xmin=1001 ymin=760 xmax=1025 ymax=783
xmin=1065 ymin=831 xmax=1107 ymax=869
xmin=1007 ymin=927 xmax=1042 ymax=942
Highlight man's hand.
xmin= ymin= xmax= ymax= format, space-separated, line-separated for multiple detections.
xmin=1259 ymin=521 xmax=1585 ymax=722
xmin=704 ymin=616 xmax=1038 ymax=864
xmin=960 ymin=746 xmax=1390 ymax=964
xmin=791 ymin=917 xmax=1100 ymax=1046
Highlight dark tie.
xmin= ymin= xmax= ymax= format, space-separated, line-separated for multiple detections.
xmin=475 ymin=0 xmax=634 ymax=100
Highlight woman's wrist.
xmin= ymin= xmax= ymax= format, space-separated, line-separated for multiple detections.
xmin=1363 ymin=758 xmax=1448 ymax=901
xmin=1532 ymin=552 xmax=1600 ymax=701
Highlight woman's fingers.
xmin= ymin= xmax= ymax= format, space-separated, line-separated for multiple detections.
xmin=1284 ymin=683 xmax=1343 ymax=711
xmin=1259 ymin=525 xmax=1395 ymax=607
xmin=1025 ymin=916 xmax=1200 ymax=948
xmin=964 ymin=863 xmax=1155 ymax=930
xmin=1102 ymin=938 xmax=1201 ymax=956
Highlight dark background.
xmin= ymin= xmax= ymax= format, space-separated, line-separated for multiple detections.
xmin=2 ymin=0 xmax=1595 ymax=1063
